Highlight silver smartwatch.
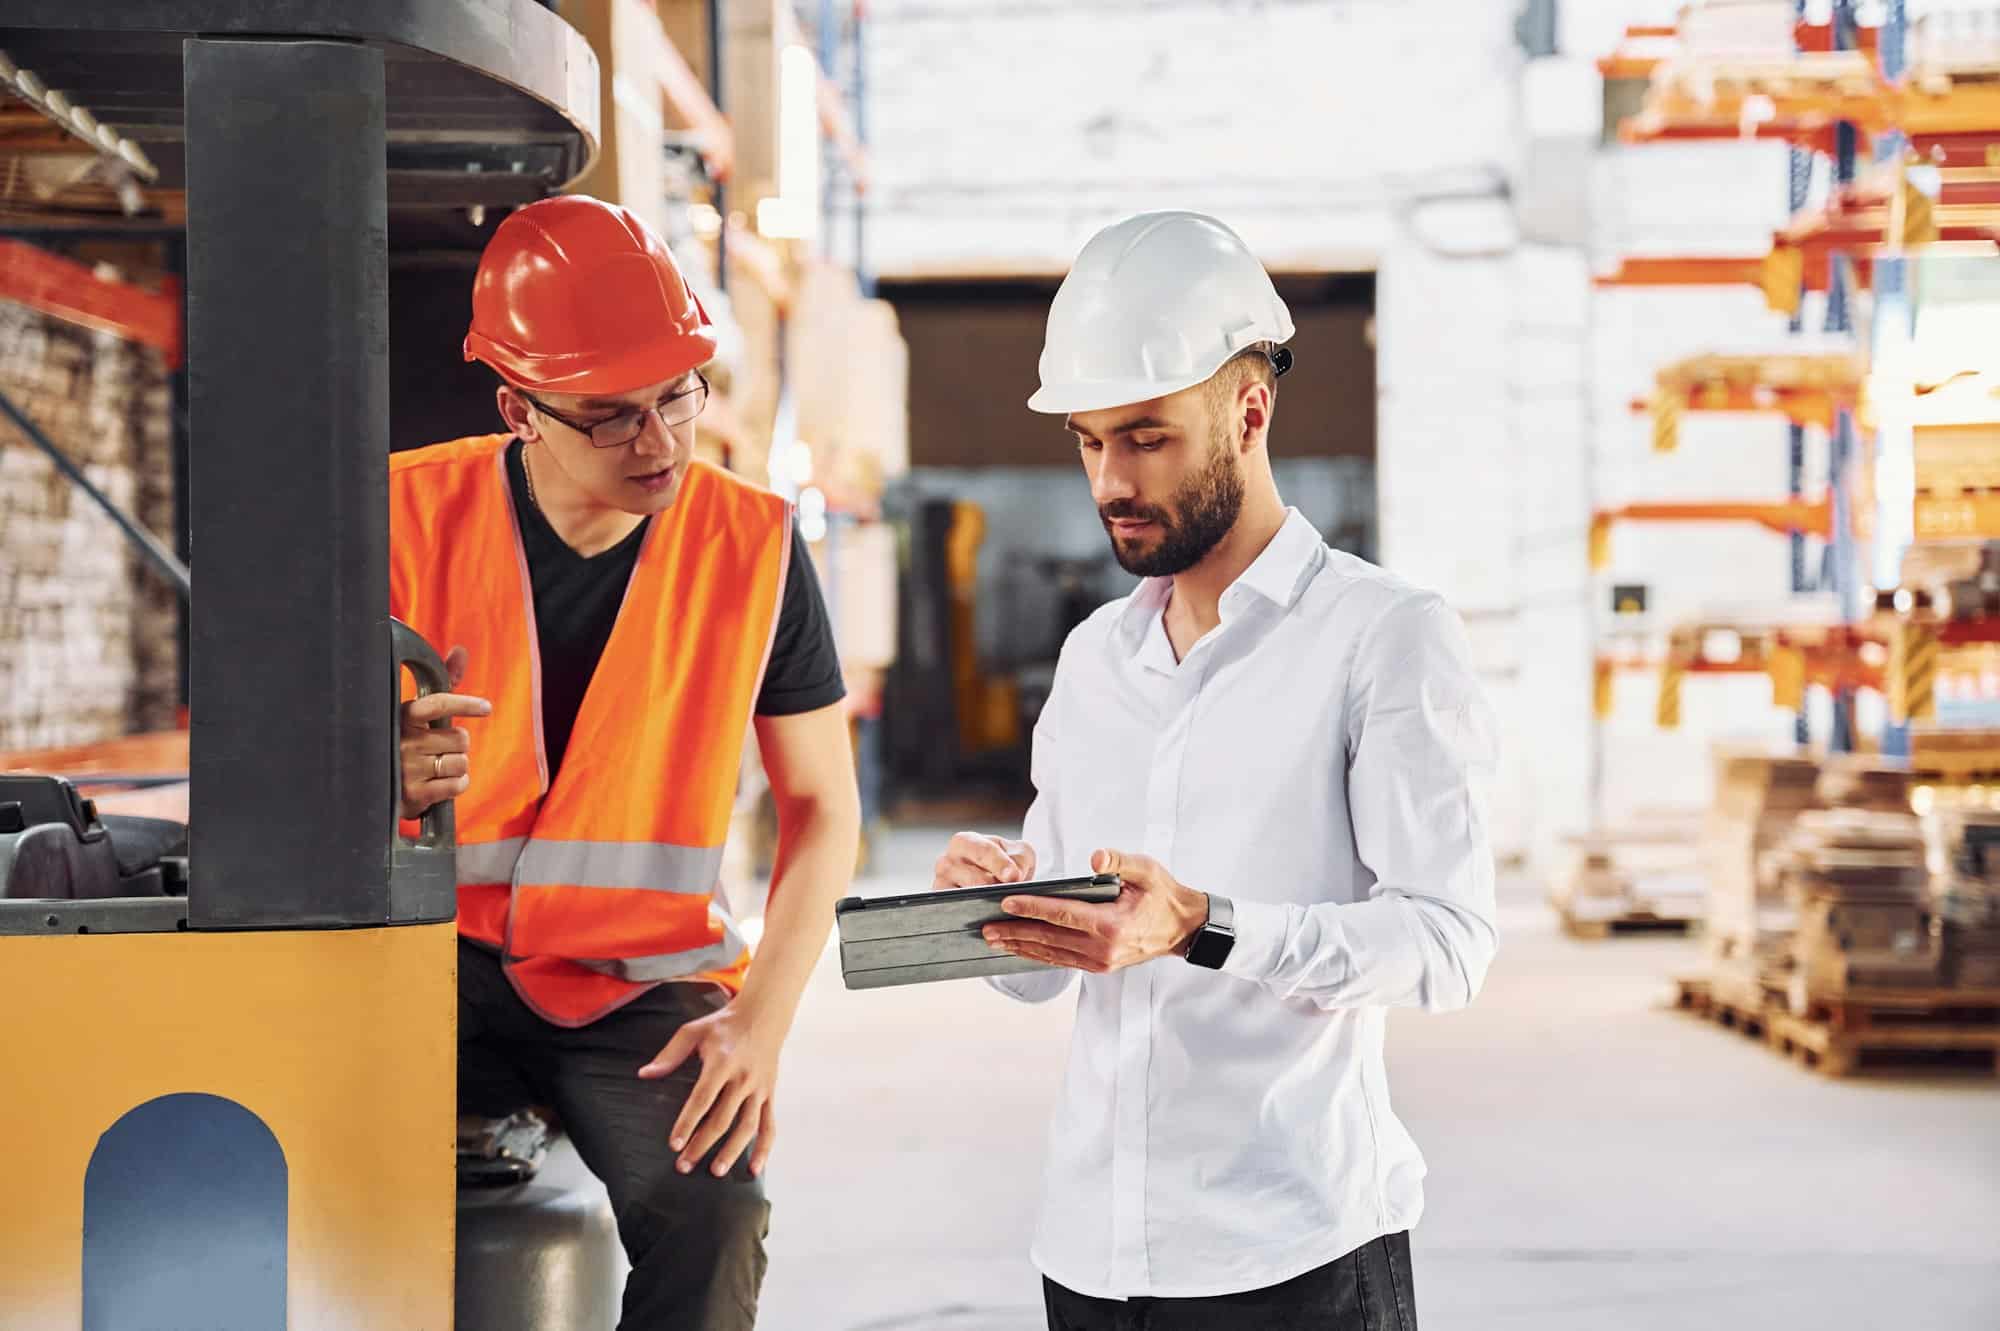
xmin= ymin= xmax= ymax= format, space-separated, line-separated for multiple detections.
xmin=1183 ymin=893 xmax=1236 ymax=970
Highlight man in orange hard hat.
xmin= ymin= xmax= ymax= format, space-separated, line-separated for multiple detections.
xmin=391 ymin=194 xmax=860 ymax=1329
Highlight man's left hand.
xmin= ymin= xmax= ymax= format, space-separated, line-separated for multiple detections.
xmin=640 ymin=999 xmax=787 ymax=1179
xmin=984 ymin=848 xmax=1209 ymax=973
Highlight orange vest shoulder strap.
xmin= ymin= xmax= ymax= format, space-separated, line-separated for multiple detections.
xmin=390 ymin=433 xmax=511 ymax=479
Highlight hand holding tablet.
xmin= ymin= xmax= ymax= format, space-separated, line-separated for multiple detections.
xmin=835 ymin=873 xmax=1121 ymax=990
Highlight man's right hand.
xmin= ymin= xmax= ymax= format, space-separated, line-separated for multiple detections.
xmin=932 ymin=831 xmax=1037 ymax=890
xmin=400 ymin=645 xmax=491 ymax=820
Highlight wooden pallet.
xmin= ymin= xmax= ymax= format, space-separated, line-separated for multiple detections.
xmin=1784 ymin=979 xmax=2000 ymax=1026
xmin=1559 ymin=907 xmax=1699 ymax=941
xmin=1766 ymin=1006 xmax=2000 ymax=1077
xmin=1674 ymin=972 xmax=1774 ymax=1035
xmin=1672 ymin=975 xmax=2000 ymax=1077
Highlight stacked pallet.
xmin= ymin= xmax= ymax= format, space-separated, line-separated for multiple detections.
xmin=1770 ymin=801 xmax=1936 ymax=1003
xmin=1674 ymin=971 xmax=2000 ymax=1076
xmin=1909 ymin=7 xmax=2000 ymax=80
xmin=1929 ymin=807 xmax=2000 ymax=988
xmin=1703 ymin=746 xmax=1821 ymax=963
xmin=1910 ymin=725 xmax=2000 ymax=780
xmin=1678 ymin=756 xmax=2000 ymax=1076
xmin=0 ymin=300 xmax=178 ymax=750
xmin=1550 ymin=810 xmax=1707 ymax=939
xmin=1675 ymin=0 xmax=1799 ymax=59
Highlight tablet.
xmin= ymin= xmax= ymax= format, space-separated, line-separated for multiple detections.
xmin=835 ymin=873 xmax=1121 ymax=990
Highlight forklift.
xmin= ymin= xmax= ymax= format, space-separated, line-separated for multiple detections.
xmin=0 ymin=5 xmax=622 ymax=1326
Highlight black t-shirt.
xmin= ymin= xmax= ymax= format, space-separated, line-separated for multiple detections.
xmin=505 ymin=440 xmax=845 ymax=779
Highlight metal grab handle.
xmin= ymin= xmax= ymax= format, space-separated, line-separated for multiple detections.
xmin=391 ymin=619 xmax=456 ymax=850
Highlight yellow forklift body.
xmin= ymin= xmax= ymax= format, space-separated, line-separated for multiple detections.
xmin=0 ymin=922 xmax=457 ymax=1329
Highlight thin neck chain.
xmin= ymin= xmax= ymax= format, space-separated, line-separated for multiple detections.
xmin=522 ymin=442 xmax=542 ymax=513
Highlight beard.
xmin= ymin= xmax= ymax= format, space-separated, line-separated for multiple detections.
xmin=1099 ymin=430 xmax=1246 ymax=577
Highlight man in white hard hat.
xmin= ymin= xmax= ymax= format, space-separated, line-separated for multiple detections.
xmin=931 ymin=211 xmax=1498 ymax=1329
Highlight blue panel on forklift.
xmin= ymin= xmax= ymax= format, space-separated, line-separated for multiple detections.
xmin=82 ymin=1093 xmax=287 ymax=1330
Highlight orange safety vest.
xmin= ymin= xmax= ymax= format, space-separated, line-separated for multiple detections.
xmin=389 ymin=434 xmax=790 ymax=1026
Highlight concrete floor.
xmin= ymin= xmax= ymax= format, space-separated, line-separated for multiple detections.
xmin=742 ymin=824 xmax=2000 ymax=1331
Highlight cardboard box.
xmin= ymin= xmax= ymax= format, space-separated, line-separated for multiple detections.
xmin=1704 ymin=747 xmax=1821 ymax=951
xmin=816 ymin=520 xmax=898 ymax=672
xmin=1797 ymin=898 xmax=1929 ymax=953
xmin=1677 ymin=0 xmax=1800 ymax=58
xmin=1814 ymin=757 xmax=1913 ymax=813
xmin=1947 ymin=932 xmax=2000 ymax=988
xmin=1910 ymin=727 xmax=2000 ymax=777
xmin=786 ymin=264 xmax=910 ymax=481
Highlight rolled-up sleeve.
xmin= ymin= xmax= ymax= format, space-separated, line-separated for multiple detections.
xmin=1221 ymin=595 xmax=1499 ymax=1011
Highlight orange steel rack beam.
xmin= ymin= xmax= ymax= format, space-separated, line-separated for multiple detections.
xmin=1597 ymin=25 xmax=1679 ymax=82
xmin=0 ymin=238 xmax=180 ymax=366
xmin=1634 ymin=384 xmax=1846 ymax=437
xmin=1766 ymin=624 xmax=1890 ymax=708
xmin=1596 ymin=174 xmax=1997 ymax=326
xmin=1592 ymin=639 xmax=1774 ymax=723
xmin=1637 ymin=353 xmax=1865 ymax=447
xmin=1590 ymin=496 xmax=1836 ymax=570
xmin=1594 ymin=249 xmax=1866 ymax=315
xmin=1621 ymin=48 xmax=2000 ymax=150
xmin=1781 ymin=171 xmax=2000 ymax=256
xmin=1598 ymin=20 xmax=1878 ymax=82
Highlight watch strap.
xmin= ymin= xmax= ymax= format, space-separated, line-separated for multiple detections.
xmin=1185 ymin=893 xmax=1235 ymax=969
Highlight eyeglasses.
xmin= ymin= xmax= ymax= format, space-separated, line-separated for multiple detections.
xmin=520 ymin=372 xmax=709 ymax=449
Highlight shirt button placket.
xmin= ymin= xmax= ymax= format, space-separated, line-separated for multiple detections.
xmin=1110 ymin=651 xmax=1205 ymax=1293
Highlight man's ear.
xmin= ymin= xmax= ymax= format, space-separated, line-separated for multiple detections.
xmin=496 ymin=384 xmax=537 ymax=441
xmin=1239 ymin=381 xmax=1273 ymax=452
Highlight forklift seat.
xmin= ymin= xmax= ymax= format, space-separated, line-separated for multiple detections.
xmin=104 ymin=816 xmax=190 ymax=882
xmin=0 ymin=775 xmax=186 ymax=901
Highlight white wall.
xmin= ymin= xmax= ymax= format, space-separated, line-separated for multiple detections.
xmin=862 ymin=0 xmax=1517 ymax=277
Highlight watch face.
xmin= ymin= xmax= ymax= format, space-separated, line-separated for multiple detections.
xmin=1187 ymin=926 xmax=1235 ymax=969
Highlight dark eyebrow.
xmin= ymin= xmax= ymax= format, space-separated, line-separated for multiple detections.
xmin=1067 ymin=415 xmax=1176 ymax=438
xmin=571 ymin=379 xmax=696 ymax=415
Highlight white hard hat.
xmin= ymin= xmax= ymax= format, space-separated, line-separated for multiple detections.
xmin=1028 ymin=210 xmax=1295 ymax=415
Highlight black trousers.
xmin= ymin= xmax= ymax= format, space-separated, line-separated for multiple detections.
xmin=1043 ymin=1233 xmax=1417 ymax=1331
xmin=458 ymin=941 xmax=770 ymax=1331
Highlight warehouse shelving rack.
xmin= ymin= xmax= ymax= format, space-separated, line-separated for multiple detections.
xmin=1591 ymin=0 xmax=1944 ymax=755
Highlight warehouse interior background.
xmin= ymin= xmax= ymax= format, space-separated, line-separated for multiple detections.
xmin=1 ymin=1 xmax=1997 ymax=1328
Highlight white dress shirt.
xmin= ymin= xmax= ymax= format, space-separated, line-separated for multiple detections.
xmin=996 ymin=507 xmax=1498 ymax=1300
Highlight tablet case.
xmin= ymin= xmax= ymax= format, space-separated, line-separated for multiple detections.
xmin=835 ymin=874 xmax=1121 ymax=990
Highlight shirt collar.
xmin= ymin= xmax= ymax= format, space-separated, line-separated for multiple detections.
xmin=1114 ymin=508 xmax=1324 ymax=651
xmin=1234 ymin=507 xmax=1325 ymax=609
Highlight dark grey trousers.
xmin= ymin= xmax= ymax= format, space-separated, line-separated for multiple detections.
xmin=1043 ymin=1233 xmax=1417 ymax=1331
xmin=458 ymin=940 xmax=770 ymax=1331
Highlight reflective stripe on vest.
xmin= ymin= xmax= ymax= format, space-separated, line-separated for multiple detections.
xmin=391 ymin=436 xmax=789 ymax=1025
xmin=459 ymin=837 xmax=726 ymax=894
xmin=572 ymin=906 xmax=750 ymax=983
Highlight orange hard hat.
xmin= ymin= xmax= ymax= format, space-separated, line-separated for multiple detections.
xmin=463 ymin=195 xmax=717 ymax=395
